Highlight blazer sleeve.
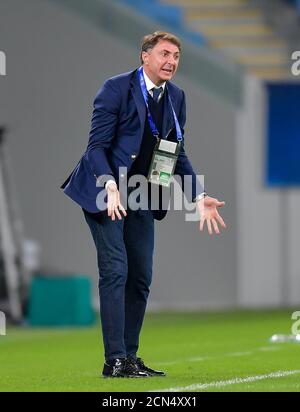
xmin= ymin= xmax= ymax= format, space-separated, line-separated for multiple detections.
xmin=174 ymin=90 xmax=205 ymax=202
xmin=84 ymin=78 xmax=120 ymax=180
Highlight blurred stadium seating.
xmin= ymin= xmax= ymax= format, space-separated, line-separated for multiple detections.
xmin=121 ymin=0 xmax=300 ymax=79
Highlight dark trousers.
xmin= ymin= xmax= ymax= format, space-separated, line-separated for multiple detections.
xmin=83 ymin=208 xmax=154 ymax=361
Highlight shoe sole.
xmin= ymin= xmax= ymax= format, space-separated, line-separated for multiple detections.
xmin=102 ymin=373 xmax=165 ymax=378
xmin=140 ymin=370 xmax=166 ymax=377
xmin=102 ymin=374 xmax=149 ymax=378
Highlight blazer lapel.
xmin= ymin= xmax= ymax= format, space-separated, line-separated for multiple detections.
xmin=162 ymin=84 xmax=176 ymax=140
xmin=130 ymin=71 xmax=146 ymax=137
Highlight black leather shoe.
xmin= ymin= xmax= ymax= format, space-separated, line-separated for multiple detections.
xmin=102 ymin=358 xmax=148 ymax=378
xmin=127 ymin=356 xmax=166 ymax=377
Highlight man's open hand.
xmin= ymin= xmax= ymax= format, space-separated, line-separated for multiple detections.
xmin=107 ymin=182 xmax=127 ymax=221
xmin=197 ymin=196 xmax=226 ymax=235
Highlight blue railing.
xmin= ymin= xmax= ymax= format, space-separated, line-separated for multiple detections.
xmin=117 ymin=0 xmax=206 ymax=46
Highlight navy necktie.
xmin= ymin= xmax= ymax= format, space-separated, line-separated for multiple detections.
xmin=152 ymin=87 xmax=163 ymax=103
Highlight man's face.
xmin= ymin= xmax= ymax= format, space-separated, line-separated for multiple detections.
xmin=142 ymin=40 xmax=180 ymax=85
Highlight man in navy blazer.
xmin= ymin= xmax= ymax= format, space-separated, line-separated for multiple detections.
xmin=61 ymin=32 xmax=226 ymax=378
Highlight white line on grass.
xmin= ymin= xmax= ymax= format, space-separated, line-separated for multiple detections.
xmin=225 ymin=351 xmax=253 ymax=357
xmin=153 ymin=361 xmax=179 ymax=366
xmin=258 ymin=346 xmax=281 ymax=351
xmin=154 ymin=346 xmax=282 ymax=366
xmin=188 ymin=356 xmax=212 ymax=362
xmin=150 ymin=370 xmax=300 ymax=392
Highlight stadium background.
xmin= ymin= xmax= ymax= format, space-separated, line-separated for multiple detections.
xmin=0 ymin=0 xmax=300 ymax=392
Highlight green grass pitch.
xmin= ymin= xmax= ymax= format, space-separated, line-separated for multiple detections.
xmin=0 ymin=310 xmax=300 ymax=392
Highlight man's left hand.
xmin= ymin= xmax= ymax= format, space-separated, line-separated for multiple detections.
xmin=197 ymin=196 xmax=227 ymax=235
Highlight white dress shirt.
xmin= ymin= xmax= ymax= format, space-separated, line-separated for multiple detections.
xmin=143 ymin=69 xmax=166 ymax=102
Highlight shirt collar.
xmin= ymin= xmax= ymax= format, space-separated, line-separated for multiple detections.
xmin=142 ymin=68 xmax=166 ymax=93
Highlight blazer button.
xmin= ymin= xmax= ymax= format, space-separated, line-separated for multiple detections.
xmin=131 ymin=154 xmax=137 ymax=160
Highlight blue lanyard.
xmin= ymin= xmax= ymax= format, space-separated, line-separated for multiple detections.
xmin=138 ymin=67 xmax=183 ymax=142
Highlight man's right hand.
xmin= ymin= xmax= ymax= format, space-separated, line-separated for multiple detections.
xmin=106 ymin=182 xmax=127 ymax=221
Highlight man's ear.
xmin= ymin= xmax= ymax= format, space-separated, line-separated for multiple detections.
xmin=142 ymin=51 xmax=149 ymax=65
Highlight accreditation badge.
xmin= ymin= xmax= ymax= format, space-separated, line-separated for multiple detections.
xmin=147 ymin=139 xmax=181 ymax=187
